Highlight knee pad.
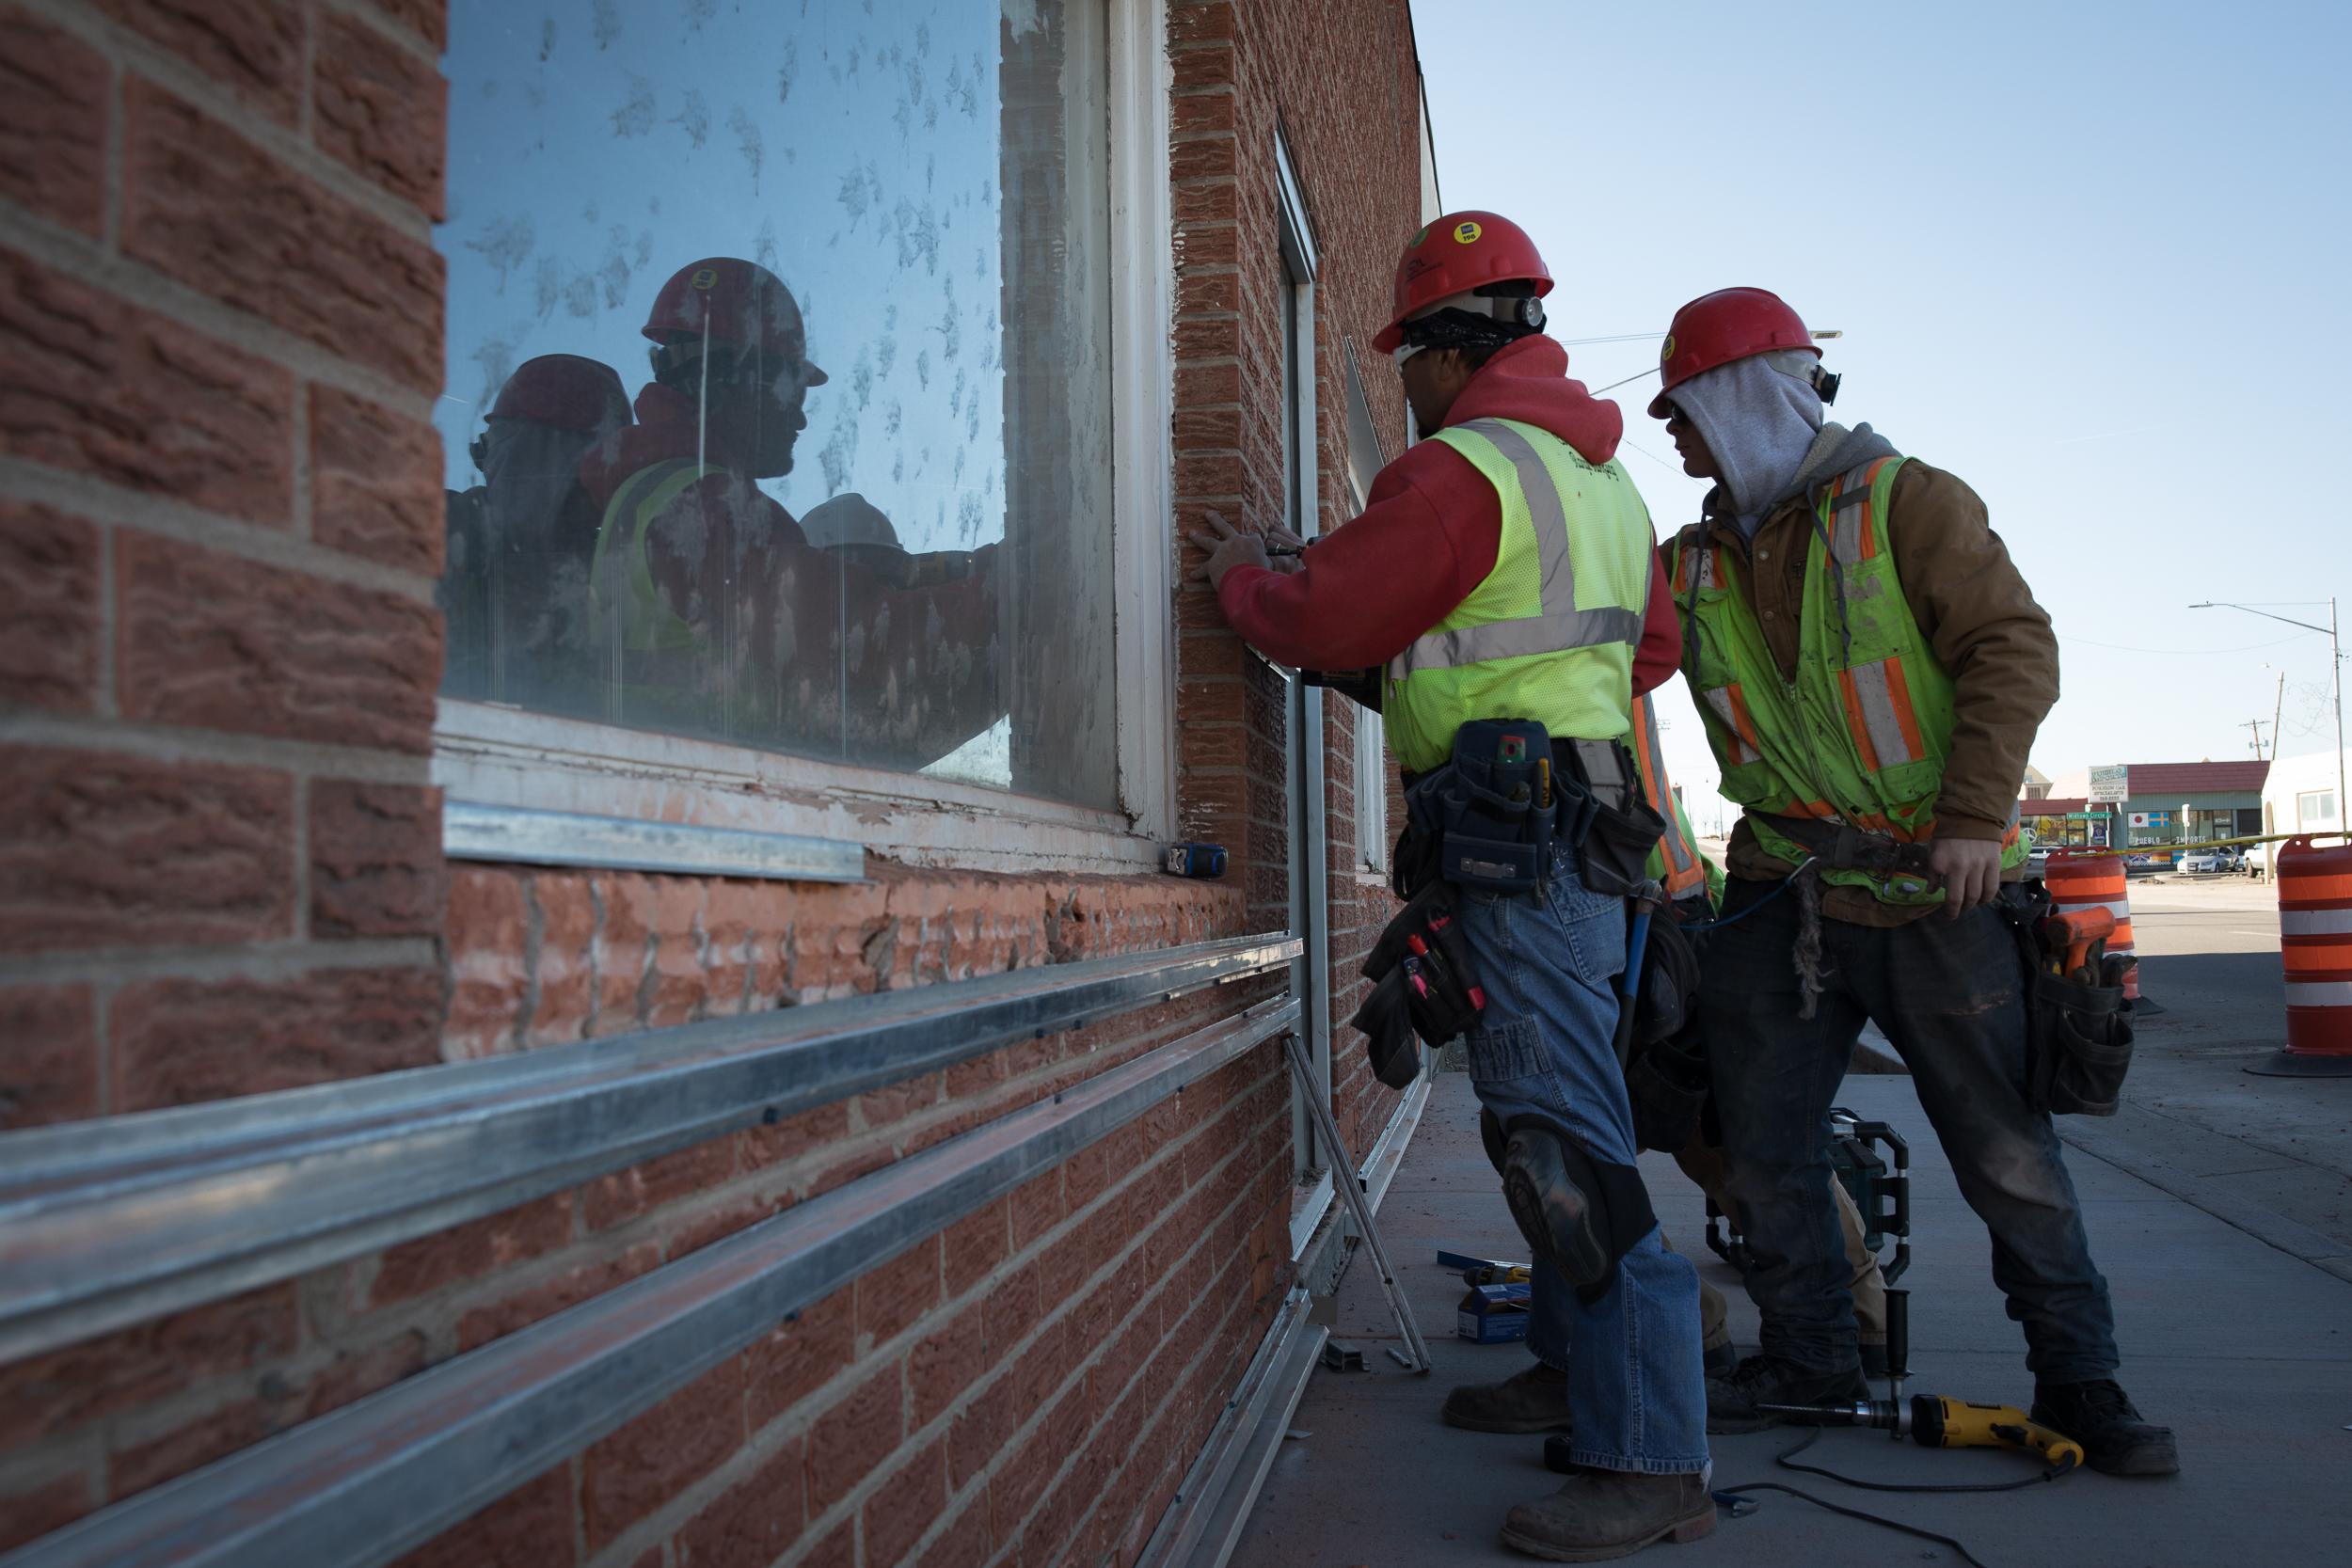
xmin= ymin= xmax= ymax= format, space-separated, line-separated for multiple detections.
xmin=1497 ymin=1118 xmax=1658 ymax=1304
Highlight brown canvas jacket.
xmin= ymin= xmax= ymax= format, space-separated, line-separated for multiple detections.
xmin=1701 ymin=452 xmax=2058 ymax=927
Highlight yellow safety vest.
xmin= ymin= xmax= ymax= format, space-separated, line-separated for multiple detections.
xmin=1668 ymin=455 xmax=2024 ymax=905
xmin=1384 ymin=418 xmax=1654 ymax=774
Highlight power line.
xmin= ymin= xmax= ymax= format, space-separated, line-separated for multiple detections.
xmin=2058 ymin=631 xmax=2315 ymax=656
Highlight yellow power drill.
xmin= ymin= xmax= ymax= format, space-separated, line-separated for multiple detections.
xmin=1758 ymin=1395 xmax=2085 ymax=1472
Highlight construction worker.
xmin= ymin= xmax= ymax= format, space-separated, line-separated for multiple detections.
xmin=582 ymin=258 xmax=1000 ymax=764
xmin=1192 ymin=213 xmax=1714 ymax=1560
xmin=1647 ymin=287 xmax=2177 ymax=1475
xmin=442 ymin=354 xmax=632 ymax=712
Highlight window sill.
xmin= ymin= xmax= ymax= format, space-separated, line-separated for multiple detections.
xmin=433 ymin=700 xmax=1165 ymax=878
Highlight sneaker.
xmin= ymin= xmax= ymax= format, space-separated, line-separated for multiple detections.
xmin=1443 ymin=1359 xmax=1572 ymax=1434
xmin=2030 ymin=1379 xmax=2180 ymax=1476
xmin=1704 ymin=1353 xmax=1867 ymax=1435
xmin=1500 ymin=1469 xmax=1716 ymax=1562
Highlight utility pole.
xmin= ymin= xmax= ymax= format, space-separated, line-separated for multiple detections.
xmin=2190 ymin=598 xmax=2346 ymax=840
xmin=2248 ymin=717 xmax=2267 ymax=760
xmin=2272 ymin=671 xmax=2287 ymax=768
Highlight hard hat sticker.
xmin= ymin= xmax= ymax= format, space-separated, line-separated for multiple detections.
xmin=1661 ymin=334 xmax=1676 ymax=363
xmin=690 ymin=268 xmax=718 ymax=290
xmin=1410 ymin=226 xmax=1429 ymax=247
xmin=1454 ymin=220 xmax=1482 ymax=244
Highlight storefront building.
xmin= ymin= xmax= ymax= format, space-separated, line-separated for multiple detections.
xmin=2046 ymin=761 xmax=2270 ymax=851
xmin=0 ymin=4 xmax=1438 ymax=1564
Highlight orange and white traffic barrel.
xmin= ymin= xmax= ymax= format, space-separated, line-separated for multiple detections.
xmin=2045 ymin=852 xmax=2138 ymax=1001
xmin=2250 ymin=836 xmax=2352 ymax=1078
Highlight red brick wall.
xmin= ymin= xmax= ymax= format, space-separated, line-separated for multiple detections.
xmin=1167 ymin=0 xmax=1421 ymax=1164
xmin=0 ymin=1 xmax=1425 ymax=1563
xmin=0 ymin=0 xmax=451 ymax=1138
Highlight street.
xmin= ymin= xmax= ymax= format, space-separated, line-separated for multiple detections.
xmin=2066 ymin=873 xmax=2352 ymax=1273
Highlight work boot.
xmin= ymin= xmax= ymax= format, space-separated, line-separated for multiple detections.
xmin=2030 ymin=1380 xmax=2180 ymax=1476
xmin=1704 ymin=1353 xmax=1867 ymax=1434
xmin=1500 ymin=1469 xmax=1716 ymax=1562
xmin=1702 ymin=1340 xmax=1739 ymax=1379
xmin=1442 ymin=1359 xmax=1571 ymax=1433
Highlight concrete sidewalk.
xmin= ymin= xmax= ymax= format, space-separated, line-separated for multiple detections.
xmin=1230 ymin=1071 xmax=2352 ymax=1568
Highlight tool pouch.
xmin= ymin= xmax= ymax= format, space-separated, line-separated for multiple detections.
xmin=1559 ymin=738 xmax=1665 ymax=899
xmin=1994 ymin=883 xmax=2136 ymax=1117
xmin=1410 ymin=719 xmax=1566 ymax=895
xmin=1353 ymin=882 xmax=1486 ymax=1087
xmin=1620 ymin=907 xmax=1708 ymax=1151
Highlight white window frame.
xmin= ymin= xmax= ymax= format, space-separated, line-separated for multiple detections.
xmin=431 ymin=0 xmax=1176 ymax=877
xmin=1339 ymin=341 xmax=1396 ymax=877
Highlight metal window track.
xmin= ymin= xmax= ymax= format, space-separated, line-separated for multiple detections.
xmin=0 ymin=995 xmax=1301 ymax=1568
xmin=0 ymin=933 xmax=1299 ymax=1366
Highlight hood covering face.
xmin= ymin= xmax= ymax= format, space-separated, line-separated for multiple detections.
xmin=1664 ymin=349 xmax=1825 ymax=536
xmin=1441 ymin=335 xmax=1623 ymax=467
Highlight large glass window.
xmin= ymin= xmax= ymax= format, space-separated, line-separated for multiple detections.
xmin=434 ymin=1 xmax=1117 ymax=809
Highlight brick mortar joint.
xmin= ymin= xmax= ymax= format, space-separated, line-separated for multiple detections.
xmin=0 ymin=458 xmax=440 ymax=608
xmin=948 ymin=1148 xmax=1286 ymax=1568
xmin=571 ymin=1088 xmax=1278 ymax=1567
xmin=758 ymin=1090 xmax=1292 ymax=1562
xmin=0 ymin=200 xmax=439 ymax=417
xmin=317 ymin=0 xmax=446 ymax=68
xmin=15 ymin=0 xmax=436 ymax=245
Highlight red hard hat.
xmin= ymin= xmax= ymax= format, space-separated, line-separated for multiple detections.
xmin=1649 ymin=287 xmax=1818 ymax=419
xmin=642 ymin=257 xmax=828 ymax=385
xmin=488 ymin=355 xmax=631 ymax=431
xmin=1373 ymin=211 xmax=1552 ymax=354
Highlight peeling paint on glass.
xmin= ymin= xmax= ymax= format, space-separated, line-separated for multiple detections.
xmin=434 ymin=1 xmax=1115 ymax=808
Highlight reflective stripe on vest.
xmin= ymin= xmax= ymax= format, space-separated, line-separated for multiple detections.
xmin=1628 ymin=692 xmax=1708 ymax=899
xmin=1669 ymin=453 xmax=2026 ymax=905
xmin=1380 ymin=417 xmax=1654 ymax=773
xmin=590 ymin=458 xmax=725 ymax=653
xmin=1388 ymin=419 xmax=1645 ymax=679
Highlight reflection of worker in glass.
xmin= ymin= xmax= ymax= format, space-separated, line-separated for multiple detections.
xmin=581 ymin=257 xmax=999 ymax=762
xmin=442 ymin=354 xmax=631 ymax=709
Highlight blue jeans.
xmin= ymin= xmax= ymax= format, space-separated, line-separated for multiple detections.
xmin=1454 ymin=859 xmax=1710 ymax=1476
xmin=1700 ymin=877 xmax=2119 ymax=1384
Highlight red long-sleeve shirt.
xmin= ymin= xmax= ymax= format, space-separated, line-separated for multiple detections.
xmin=1216 ymin=336 xmax=1680 ymax=700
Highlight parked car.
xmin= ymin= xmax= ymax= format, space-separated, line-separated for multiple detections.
xmin=2245 ymin=843 xmax=2270 ymax=879
xmin=2026 ymin=845 xmax=2055 ymax=873
xmin=2180 ymin=847 xmax=2243 ymax=873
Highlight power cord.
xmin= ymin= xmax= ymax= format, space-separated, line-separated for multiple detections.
xmin=1717 ymin=1427 xmax=2074 ymax=1568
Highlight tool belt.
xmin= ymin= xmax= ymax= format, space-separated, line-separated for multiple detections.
xmin=1751 ymin=812 xmax=1939 ymax=1020
xmin=1754 ymin=812 xmax=1937 ymax=882
xmin=1395 ymin=720 xmax=1664 ymax=900
xmin=1356 ymin=721 xmax=1665 ymax=1091
xmin=1991 ymin=881 xmax=2136 ymax=1117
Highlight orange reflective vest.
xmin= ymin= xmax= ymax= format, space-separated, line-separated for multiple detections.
xmin=1626 ymin=691 xmax=1712 ymax=903
xmin=1667 ymin=454 xmax=2024 ymax=906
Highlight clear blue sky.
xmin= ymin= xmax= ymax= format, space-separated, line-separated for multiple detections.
xmin=1418 ymin=0 xmax=2351 ymax=826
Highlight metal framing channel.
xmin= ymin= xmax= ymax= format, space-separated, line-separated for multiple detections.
xmin=1133 ymin=1289 xmax=1326 ymax=1568
xmin=442 ymin=800 xmax=867 ymax=883
xmin=0 ymin=934 xmax=1299 ymax=1365
xmin=1 ymin=997 xmax=1302 ymax=1568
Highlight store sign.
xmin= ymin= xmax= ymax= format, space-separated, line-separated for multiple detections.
xmin=2089 ymin=817 xmax=2110 ymax=847
xmin=2089 ymin=765 xmax=2130 ymax=804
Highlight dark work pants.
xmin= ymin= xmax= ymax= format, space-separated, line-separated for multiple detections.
xmin=1699 ymin=877 xmax=2120 ymax=1385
